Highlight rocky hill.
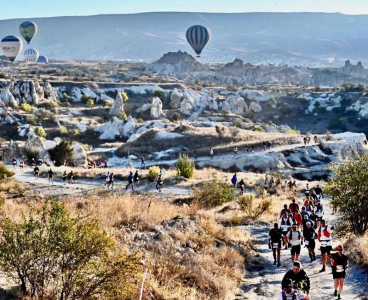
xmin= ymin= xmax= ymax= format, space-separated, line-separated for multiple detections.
xmin=3 ymin=12 xmax=368 ymax=64
xmin=145 ymin=52 xmax=368 ymax=86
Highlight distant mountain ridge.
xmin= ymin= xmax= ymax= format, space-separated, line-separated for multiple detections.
xmin=2 ymin=12 xmax=368 ymax=65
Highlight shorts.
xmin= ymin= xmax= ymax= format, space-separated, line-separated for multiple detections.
xmin=305 ymin=239 xmax=316 ymax=250
xmin=291 ymin=245 xmax=301 ymax=255
xmin=332 ymin=269 xmax=346 ymax=279
xmin=321 ymin=246 xmax=332 ymax=255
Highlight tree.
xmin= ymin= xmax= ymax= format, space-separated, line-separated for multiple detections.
xmin=0 ymin=164 xmax=15 ymax=179
xmin=0 ymin=200 xmax=141 ymax=299
xmin=48 ymin=141 xmax=73 ymax=166
xmin=34 ymin=126 xmax=47 ymax=138
xmin=176 ymin=154 xmax=195 ymax=179
xmin=86 ymin=98 xmax=94 ymax=108
xmin=326 ymin=154 xmax=368 ymax=235
xmin=121 ymin=92 xmax=129 ymax=102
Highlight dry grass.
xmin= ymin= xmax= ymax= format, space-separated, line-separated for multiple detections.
xmin=342 ymin=234 xmax=368 ymax=266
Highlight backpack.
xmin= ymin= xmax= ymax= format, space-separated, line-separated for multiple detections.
xmin=318 ymin=225 xmax=331 ymax=239
xmin=282 ymin=291 xmax=297 ymax=300
xmin=289 ymin=230 xmax=301 ymax=240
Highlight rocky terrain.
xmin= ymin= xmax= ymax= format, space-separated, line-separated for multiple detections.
xmin=146 ymin=52 xmax=368 ymax=87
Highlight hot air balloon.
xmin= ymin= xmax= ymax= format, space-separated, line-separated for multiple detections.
xmin=186 ymin=25 xmax=211 ymax=57
xmin=37 ymin=55 xmax=49 ymax=63
xmin=24 ymin=48 xmax=39 ymax=62
xmin=1 ymin=36 xmax=23 ymax=62
xmin=19 ymin=21 xmax=37 ymax=44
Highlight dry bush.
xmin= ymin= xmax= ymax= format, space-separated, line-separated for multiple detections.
xmin=342 ymin=234 xmax=368 ymax=266
xmin=63 ymin=192 xmax=196 ymax=231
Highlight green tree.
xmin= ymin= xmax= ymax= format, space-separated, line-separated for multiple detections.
xmin=0 ymin=200 xmax=141 ymax=299
xmin=176 ymin=154 xmax=195 ymax=179
xmin=326 ymin=154 xmax=368 ymax=235
xmin=34 ymin=126 xmax=47 ymax=138
xmin=153 ymin=90 xmax=164 ymax=98
xmin=48 ymin=141 xmax=73 ymax=166
xmin=121 ymin=92 xmax=129 ymax=102
xmin=193 ymin=176 xmax=236 ymax=209
xmin=86 ymin=98 xmax=94 ymax=108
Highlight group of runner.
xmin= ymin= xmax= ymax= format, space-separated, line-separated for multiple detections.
xmin=270 ymin=184 xmax=349 ymax=300
xmin=89 ymin=160 xmax=108 ymax=169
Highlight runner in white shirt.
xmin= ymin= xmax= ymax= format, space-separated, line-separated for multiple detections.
xmin=316 ymin=219 xmax=333 ymax=272
xmin=288 ymin=224 xmax=302 ymax=262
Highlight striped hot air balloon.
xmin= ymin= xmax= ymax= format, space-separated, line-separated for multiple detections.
xmin=186 ymin=25 xmax=211 ymax=57
xmin=24 ymin=48 xmax=39 ymax=62
xmin=37 ymin=55 xmax=49 ymax=63
xmin=1 ymin=36 xmax=23 ymax=62
xmin=19 ymin=21 xmax=38 ymax=44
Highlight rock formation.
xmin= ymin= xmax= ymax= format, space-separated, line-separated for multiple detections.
xmin=221 ymin=95 xmax=248 ymax=114
xmin=109 ymin=92 xmax=125 ymax=117
xmin=150 ymin=97 xmax=165 ymax=118
xmin=170 ymin=88 xmax=184 ymax=109
xmin=72 ymin=143 xmax=88 ymax=167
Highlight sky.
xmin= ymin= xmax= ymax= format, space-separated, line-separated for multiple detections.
xmin=0 ymin=0 xmax=368 ymax=20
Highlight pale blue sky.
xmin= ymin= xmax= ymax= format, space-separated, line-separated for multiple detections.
xmin=0 ymin=0 xmax=367 ymax=20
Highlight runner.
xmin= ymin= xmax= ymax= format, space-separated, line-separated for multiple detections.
xmin=251 ymin=146 xmax=255 ymax=155
xmin=289 ymin=199 xmax=299 ymax=213
xmin=292 ymin=210 xmax=303 ymax=229
xmin=278 ymin=278 xmax=307 ymax=300
xmin=34 ymin=165 xmax=39 ymax=180
xmin=126 ymin=171 xmax=134 ymax=191
xmin=109 ymin=173 xmax=114 ymax=189
xmin=314 ymin=184 xmax=324 ymax=199
xmin=141 ymin=155 xmax=146 ymax=168
xmin=62 ymin=170 xmax=67 ymax=185
xmin=330 ymin=245 xmax=349 ymax=299
xmin=268 ymin=141 xmax=272 ymax=150
xmin=303 ymin=221 xmax=317 ymax=262
xmin=314 ymin=135 xmax=318 ymax=143
xmin=305 ymin=183 xmax=310 ymax=197
xmin=282 ymin=261 xmax=310 ymax=296
xmin=48 ymin=168 xmax=54 ymax=184
xmin=156 ymin=169 xmax=163 ymax=192
xmin=238 ymin=179 xmax=245 ymax=195
xmin=105 ymin=171 xmax=110 ymax=187
xmin=133 ymin=170 xmax=140 ymax=188
xmin=315 ymin=202 xmax=324 ymax=220
xmin=233 ymin=147 xmax=238 ymax=159
xmin=231 ymin=173 xmax=238 ymax=187
xmin=263 ymin=141 xmax=267 ymax=151
xmin=210 ymin=148 xmax=214 ymax=160
xmin=316 ymin=219 xmax=334 ymax=272
xmin=19 ymin=159 xmax=24 ymax=172
xmin=104 ymin=160 xmax=108 ymax=169
xmin=288 ymin=224 xmax=303 ymax=262
xmin=12 ymin=157 xmax=17 ymax=169
xmin=279 ymin=212 xmax=294 ymax=249
xmin=68 ymin=171 xmax=74 ymax=184
xmin=308 ymin=210 xmax=319 ymax=228
xmin=193 ymin=150 xmax=197 ymax=160
xmin=280 ymin=204 xmax=291 ymax=218
xmin=268 ymin=223 xmax=283 ymax=267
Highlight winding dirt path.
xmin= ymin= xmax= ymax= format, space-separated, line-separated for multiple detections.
xmin=237 ymin=196 xmax=368 ymax=300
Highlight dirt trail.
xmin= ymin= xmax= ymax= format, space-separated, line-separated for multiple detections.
xmin=13 ymin=167 xmax=192 ymax=199
xmin=237 ymin=196 xmax=368 ymax=300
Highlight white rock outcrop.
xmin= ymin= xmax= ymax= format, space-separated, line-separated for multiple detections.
xmin=150 ymin=97 xmax=165 ymax=118
xmin=72 ymin=143 xmax=88 ymax=167
xmin=221 ymin=95 xmax=248 ymax=114
xmin=249 ymin=101 xmax=262 ymax=113
xmin=109 ymin=92 xmax=125 ymax=117
xmin=0 ymin=85 xmax=17 ymax=107
xmin=71 ymin=87 xmax=83 ymax=102
xmin=170 ymin=88 xmax=184 ymax=108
